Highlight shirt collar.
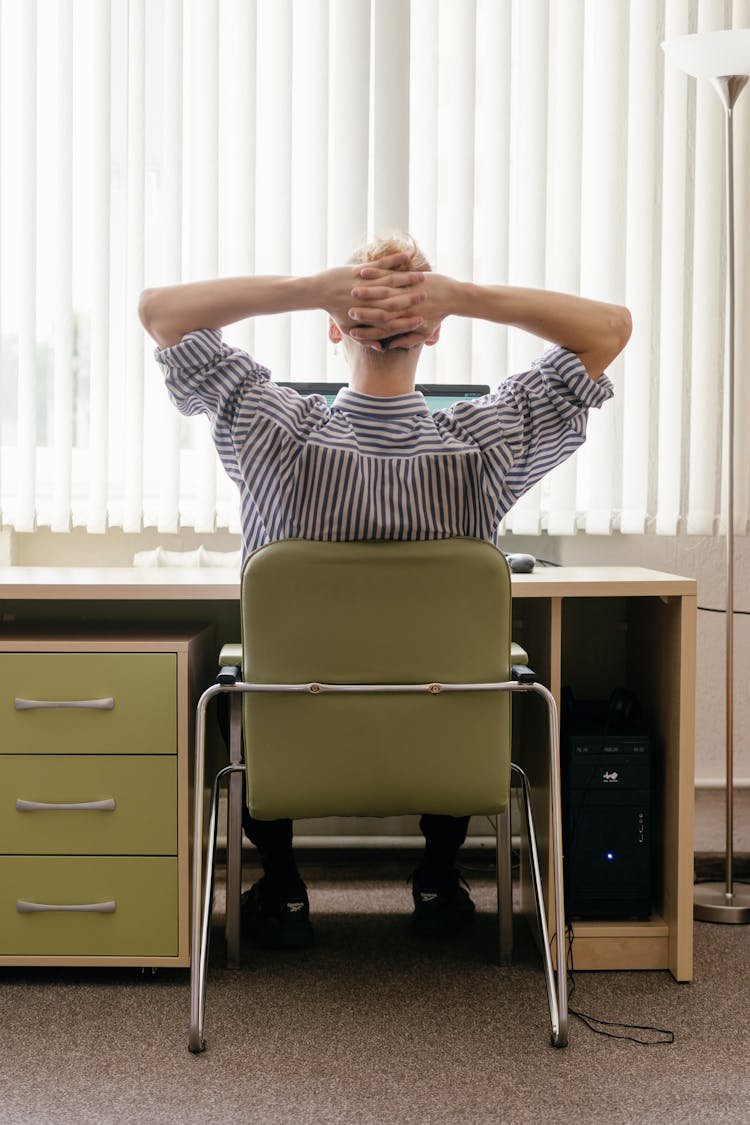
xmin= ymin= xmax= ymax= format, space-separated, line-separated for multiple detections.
xmin=331 ymin=387 xmax=429 ymax=418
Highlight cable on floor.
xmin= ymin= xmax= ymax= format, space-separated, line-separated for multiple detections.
xmin=562 ymin=925 xmax=675 ymax=1046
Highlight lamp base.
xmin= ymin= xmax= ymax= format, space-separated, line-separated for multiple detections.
xmin=694 ymin=881 xmax=750 ymax=923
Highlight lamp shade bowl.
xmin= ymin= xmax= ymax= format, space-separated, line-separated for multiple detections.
xmin=661 ymin=29 xmax=750 ymax=79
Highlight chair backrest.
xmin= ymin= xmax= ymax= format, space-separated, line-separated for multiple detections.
xmin=240 ymin=538 xmax=512 ymax=819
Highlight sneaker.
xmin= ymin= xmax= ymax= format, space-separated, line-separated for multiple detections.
xmin=411 ymin=867 xmax=476 ymax=937
xmin=240 ymin=876 xmax=313 ymax=949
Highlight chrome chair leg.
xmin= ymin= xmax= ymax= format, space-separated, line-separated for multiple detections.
xmin=530 ymin=680 xmax=568 ymax=1048
xmin=189 ymin=686 xmax=212 ymax=1054
xmin=512 ymin=763 xmax=566 ymax=1047
xmin=188 ymin=672 xmax=567 ymax=1052
xmin=189 ymin=759 xmax=245 ymax=1053
xmin=225 ymin=694 xmax=244 ymax=967
xmin=507 ymin=680 xmax=568 ymax=1048
xmin=189 ymin=681 xmax=247 ymax=1054
xmin=495 ymin=805 xmax=513 ymax=965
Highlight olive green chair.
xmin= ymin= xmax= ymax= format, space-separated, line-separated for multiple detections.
xmin=189 ymin=538 xmax=568 ymax=1052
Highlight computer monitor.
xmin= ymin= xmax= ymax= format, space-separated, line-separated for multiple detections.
xmin=277 ymin=382 xmax=491 ymax=412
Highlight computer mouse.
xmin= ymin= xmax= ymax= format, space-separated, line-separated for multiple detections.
xmin=505 ymin=552 xmax=536 ymax=573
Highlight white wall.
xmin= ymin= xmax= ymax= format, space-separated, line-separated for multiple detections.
xmin=4 ymin=524 xmax=748 ymax=852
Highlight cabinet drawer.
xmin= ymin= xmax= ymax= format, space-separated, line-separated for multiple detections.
xmin=0 ymin=756 xmax=176 ymax=855
xmin=0 ymin=856 xmax=178 ymax=957
xmin=0 ymin=653 xmax=176 ymax=755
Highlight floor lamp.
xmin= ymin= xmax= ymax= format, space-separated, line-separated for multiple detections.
xmin=662 ymin=29 xmax=750 ymax=924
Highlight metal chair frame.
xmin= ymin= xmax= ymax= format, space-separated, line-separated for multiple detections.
xmin=188 ymin=675 xmax=569 ymax=1053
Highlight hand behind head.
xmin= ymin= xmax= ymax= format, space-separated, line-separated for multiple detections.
xmin=382 ymin=327 xmax=440 ymax=350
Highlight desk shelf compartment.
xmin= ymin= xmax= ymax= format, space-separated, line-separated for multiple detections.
xmin=510 ymin=572 xmax=696 ymax=981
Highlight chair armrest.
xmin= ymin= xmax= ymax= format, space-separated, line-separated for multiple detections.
xmin=217 ymin=666 xmax=240 ymax=685
xmin=510 ymin=643 xmax=537 ymax=683
xmin=512 ymin=663 xmax=537 ymax=684
xmin=511 ymin=640 xmax=536 ymax=680
xmin=217 ymin=643 xmax=242 ymax=685
xmin=219 ymin=643 xmax=242 ymax=667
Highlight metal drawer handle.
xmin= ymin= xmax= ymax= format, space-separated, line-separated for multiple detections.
xmin=14 ymin=698 xmax=115 ymax=711
xmin=16 ymin=900 xmax=117 ymax=914
xmin=15 ymin=798 xmax=116 ymax=813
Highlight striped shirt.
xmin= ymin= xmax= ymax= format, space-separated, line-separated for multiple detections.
xmin=156 ymin=329 xmax=614 ymax=559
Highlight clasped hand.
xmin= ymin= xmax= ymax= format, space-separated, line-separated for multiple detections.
xmin=322 ymin=253 xmax=441 ymax=351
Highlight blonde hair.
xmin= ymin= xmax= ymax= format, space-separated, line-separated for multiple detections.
xmin=349 ymin=232 xmax=432 ymax=272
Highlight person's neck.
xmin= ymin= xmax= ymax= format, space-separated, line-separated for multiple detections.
xmin=347 ymin=346 xmax=421 ymax=397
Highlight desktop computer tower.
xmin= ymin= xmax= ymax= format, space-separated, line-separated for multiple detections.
xmin=562 ymin=690 xmax=652 ymax=920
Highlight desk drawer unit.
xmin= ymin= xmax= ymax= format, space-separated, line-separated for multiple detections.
xmin=0 ymin=628 xmax=213 ymax=967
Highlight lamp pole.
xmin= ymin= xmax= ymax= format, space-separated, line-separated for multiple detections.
xmin=693 ymin=73 xmax=750 ymax=923
xmin=662 ymin=30 xmax=750 ymax=924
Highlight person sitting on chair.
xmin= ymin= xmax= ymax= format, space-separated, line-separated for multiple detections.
xmin=139 ymin=233 xmax=630 ymax=949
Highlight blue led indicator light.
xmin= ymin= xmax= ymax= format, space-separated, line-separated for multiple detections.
xmin=605 ymin=852 xmax=615 ymax=861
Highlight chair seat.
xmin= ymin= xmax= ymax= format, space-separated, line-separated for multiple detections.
xmin=220 ymin=640 xmax=529 ymax=668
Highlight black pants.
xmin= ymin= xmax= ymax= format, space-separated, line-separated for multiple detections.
xmin=243 ymin=809 xmax=471 ymax=869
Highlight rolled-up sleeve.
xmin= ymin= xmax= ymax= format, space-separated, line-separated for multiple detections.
xmin=154 ymin=328 xmax=273 ymax=488
xmin=155 ymin=328 xmax=271 ymax=422
xmin=438 ymin=345 xmax=614 ymax=516
xmin=154 ymin=326 xmax=334 ymax=507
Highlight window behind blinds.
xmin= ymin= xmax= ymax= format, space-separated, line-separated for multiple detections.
xmin=0 ymin=0 xmax=748 ymax=536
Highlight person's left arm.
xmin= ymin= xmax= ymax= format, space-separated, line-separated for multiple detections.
xmin=347 ymin=275 xmax=631 ymax=381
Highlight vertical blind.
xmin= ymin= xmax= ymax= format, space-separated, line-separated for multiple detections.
xmin=1 ymin=0 xmax=749 ymax=536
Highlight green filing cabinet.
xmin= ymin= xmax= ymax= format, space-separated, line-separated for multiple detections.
xmin=0 ymin=627 xmax=213 ymax=967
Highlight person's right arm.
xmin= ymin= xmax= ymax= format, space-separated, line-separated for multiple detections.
xmin=138 ymin=256 xmax=426 ymax=350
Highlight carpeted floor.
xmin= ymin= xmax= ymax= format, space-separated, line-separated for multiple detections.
xmin=1 ymin=855 xmax=749 ymax=1125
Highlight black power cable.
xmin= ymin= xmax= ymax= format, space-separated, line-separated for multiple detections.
xmin=476 ymin=810 xmax=677 ymax=1045
xmin=698 ymin=604 xmax=750 ymax=615
xmin=563 ymin=925 xmax=675 ymax=1045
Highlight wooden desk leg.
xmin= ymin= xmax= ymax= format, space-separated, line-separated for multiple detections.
xmin=225 ymin=694 xmax=244 ymax=967
xmin=496 ymin=806 xmax=513 ymax=964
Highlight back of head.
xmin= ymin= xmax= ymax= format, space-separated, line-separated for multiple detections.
xmin=349 ymin=232 xmax=432 ymax=273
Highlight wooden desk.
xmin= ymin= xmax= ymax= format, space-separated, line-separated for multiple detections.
xmin=0 ymin=565 xmax=696 ymax=979
xmin=0 ymin=567 xmax=242 ymax=605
